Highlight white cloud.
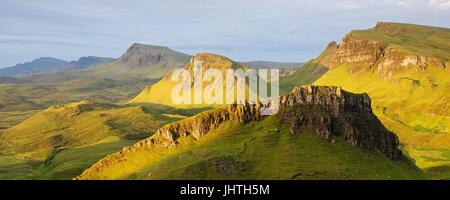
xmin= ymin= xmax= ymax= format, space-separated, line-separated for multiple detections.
xmin=429 ymin=0 xmax=450 ymax=9
xmin=335 ymin=1 xmax=363 ymax=10
xmin=329 ymin=0 xmax=450 ymax=10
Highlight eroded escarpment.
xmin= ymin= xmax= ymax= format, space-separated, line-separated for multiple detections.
xmin=77 ymin=85 xmax=406 ymax=179
xmin=278 ymin=86 xmax=403 ymax=160
xmin=319 ymin=23 xmax=449 ymax=79
xmin=101 ymin=86 xmax=403 ymax=161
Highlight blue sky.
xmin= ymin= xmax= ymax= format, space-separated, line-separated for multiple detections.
xmin=1 ymin=0 xmax=450 ymax=67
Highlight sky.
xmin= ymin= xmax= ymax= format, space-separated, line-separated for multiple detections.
xmin=1 ymin=0 xmax=450 ymax=67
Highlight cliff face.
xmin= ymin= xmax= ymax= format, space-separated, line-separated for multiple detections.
xmin=121 ymin=86 xmax=402 ymax=160
xmin=124 ymin=103 xmax=264 ymax=150
xmin=118 ymin=43 xmax=165 ymax=67
xmin=278 ymin=86 xmax=402 ymax=160
xmin=321 ymin=22 xmax=449 ymax=78
xmin=116 ymin=43 xmax=190 ymax=68
xmin=326 ymin=35 xmax=386 ymax=70
xmin=184 ymin=53 xmax=246 ymax=73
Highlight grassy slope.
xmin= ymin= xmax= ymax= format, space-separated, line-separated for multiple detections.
xmin=79 ymin=117 xmax=426 ymax=180
xmin=0 ymin=110 xmax=39 ymax=132
xmin=0 ymin=44 xmax=191 ymax=129
xmin=240 ymin=61 xmax=303 ymax=69
xmin=0 ymin=101 xmax=203 ymax=179
xmin=314 ymin=65 xmax=450 ymax=173
xmin=130 ymin=53 xmax=248 ymax=107
xmin=309 ymin=23 xmax=450 ymax=179
xmin=279 ymin=62 xmax=328 ymax=95
xmin=32 ymin=136 xmax=135 ymax=180
xmin=352 ymin=22 xmax=450 ymax=60
xmin=131 ymin=52 xmax=317 ymax=107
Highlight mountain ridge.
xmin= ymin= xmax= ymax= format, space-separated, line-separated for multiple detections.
xmin=0 ymin=56 xmax=117 ymax=77
xmin=77 ymin=86 xmax=419 ymax=180
xmin=0 ymin=57 xmax=69 ymax=77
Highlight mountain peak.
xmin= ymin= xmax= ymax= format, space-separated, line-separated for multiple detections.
xmin=129 ymin=43 xmax=171 ymax=51
xmin=0 ymin=57 xmax=68 ymax=77
xmin=184 ymin=53 xmax=246 ymax=72
xmin=191 ymin=53 xmax=234 ymax=64
xmin=117 ymin=43 xmax=190 ymax=67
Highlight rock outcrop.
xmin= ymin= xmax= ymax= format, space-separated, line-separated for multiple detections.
xmin=118 ymin=43 xmax=165 ymax=67
xmin=278 ymin=86 xmax=403 ymax=160
xmin=318 ymin=22 xmax=449 ymax=79
xmin=125 ymin=103 xmax=264 ymax=150
xmin=121 ymin=86 xmax=403 ymax=160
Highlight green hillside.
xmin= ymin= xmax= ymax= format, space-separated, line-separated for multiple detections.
xmin=0 ymin=43 xmax=191 ymax=131
xmin=311 ymin=22 xmax=450 ymax=178
xmin=279 ymin=62 xmax=328 ymax=94
xmin=315 ymin=64 xmax=450 ymax=173
xmin=0 ymin=101 xmax=203 ymax=179
xmin=240 ymin=61 xmax=303 ymax=69
xmin=351 ymin=22 xmax=450 ymax=60
xmin=78 ymin=116 xmax=426 ymax=180
xmin=130 ymin=53 xmax=247 ymax=107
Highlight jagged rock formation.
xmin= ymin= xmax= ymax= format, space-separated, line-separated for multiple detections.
xmin=116 ymin=86 xmax=402 ymax=161
xmin=278 ymin=86 xmax=403 ymax=160
xmin=123 ymin=103 xmax=264 ymax=150
xmin=319 ymin=22 xmax=449 ymax=78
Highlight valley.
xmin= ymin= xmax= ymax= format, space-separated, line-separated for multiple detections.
xmin=0 ymin=22 xmax=449 ymax=180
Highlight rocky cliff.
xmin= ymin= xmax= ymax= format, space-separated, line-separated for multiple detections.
xmin=278 ymin=86 xmax=403 ymax=160
xmin=319 ymin=22 xmax=449 ymax=78
xmin=118 ymin=43 xmax=165 ymax=66
xmin=113 ymin=86 xmax=402 ymax=161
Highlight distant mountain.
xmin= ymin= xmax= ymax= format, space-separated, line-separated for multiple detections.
xmin=117 ymin=43 xmax=189 ymax=67
xmin=85 ymin=43 xmax=191 ymax=80
xmin=66 ymin=56 xmax=113 ymax=69
xmin=241 ymin=61 xmax=303 ymax=69
xmin=0 ymin=56 xmax=114 ymax=77
xmin=0 ymin=57 xmax=69 ymax=77
xmin=0 ymin=43 xmax=192 ymax=113
xmin=0 ymin=43 xmax=196 ymax=179
xmin=0 ymin=77 xmax=19 ymax=83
